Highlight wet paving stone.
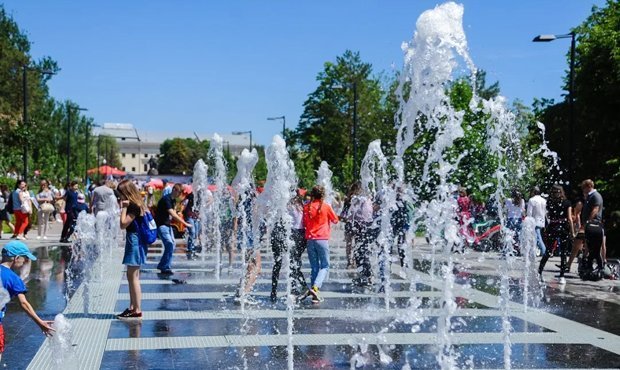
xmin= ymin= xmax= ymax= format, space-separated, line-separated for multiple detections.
xmin=107 ymin=316 xmax=550 ymax=339
xmin=99 ymin=343 xmax=620 ymax=369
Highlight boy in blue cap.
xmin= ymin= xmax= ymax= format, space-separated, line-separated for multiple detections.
xmin=1 ymin=241 xmax=54 ymax=360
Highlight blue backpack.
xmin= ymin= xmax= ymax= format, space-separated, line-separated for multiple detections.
xmin=134 ymin=211 xmax=158 ymax=245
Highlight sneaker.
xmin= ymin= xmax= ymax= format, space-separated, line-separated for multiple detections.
xmin=43 ymin=236 xmax=48 ymax=240
xmin=296 ymin=289 xmax=311 ymax=303
xmin=36 ymin=236 xmax=41 ymax=240
xmin=159 ymin=269 xmax=174 ymax=275
xmin=310 ymin=286 xmax=324 ymax=303
xmin=117 ymin=308 xmax=142 ymax=319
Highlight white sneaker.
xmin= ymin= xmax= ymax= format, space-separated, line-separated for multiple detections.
xmin=36 ymin=236 xmax=41 ymax=240
xmin=43 ymin=236 xmax=48 ymax=240
xmin=558 ymin=277 xmax=566 ymax=285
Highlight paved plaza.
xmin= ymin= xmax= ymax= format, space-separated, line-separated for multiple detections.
xmin=1 ymin=224 xmax=619 ymax=369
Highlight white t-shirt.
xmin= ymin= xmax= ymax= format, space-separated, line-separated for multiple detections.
xmin=527 ymin=195 xmax=547 ymax=228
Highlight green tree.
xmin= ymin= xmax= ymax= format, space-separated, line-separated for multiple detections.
xmin=158 ymin=138 xmax=210 ymax=175
xmin=295 ymin=50 xmax=395 ymax=190
xmin=538 ymin=0 xmax=619 ymax=255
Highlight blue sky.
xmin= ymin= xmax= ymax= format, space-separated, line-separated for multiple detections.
xmin=2 ymin=0 xmax=604 ymax=146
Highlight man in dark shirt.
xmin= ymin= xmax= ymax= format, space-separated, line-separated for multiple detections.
xmin=155 ymin=184 xmax=192 ymax=274
xmin=580 ymin=179 xmax=605 ymax=272
xmin=60 ymin=181 xmax=79 ymax=243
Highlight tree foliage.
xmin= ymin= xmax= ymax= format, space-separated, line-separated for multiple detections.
xmin=158 ymin=138 xmax=210 ymax=175
xmin=538 ymin=0 xmax=619 ymax=254
xmin=1 ymin=5 xmax=95 ymax=184
xmin=294 ymin=51 xmax=396 ymax=190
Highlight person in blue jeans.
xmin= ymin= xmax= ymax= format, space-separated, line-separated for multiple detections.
xmin=301 ymin=185 xmax=338 ymax=304
xmin=182 ymin=191 xmax=201 ymax=260
xmin=155 ymin=184 xmax=192 ymax=275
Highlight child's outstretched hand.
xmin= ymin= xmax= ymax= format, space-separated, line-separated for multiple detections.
xmin=39 ymin=321 xmax=56 ymax=337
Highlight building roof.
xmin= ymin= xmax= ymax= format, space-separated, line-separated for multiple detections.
xmin=96 ymin=123 xmax=251 ymax=147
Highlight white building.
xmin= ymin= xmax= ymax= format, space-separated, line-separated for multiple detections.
xmin=97 ymin=123 xmax=251 ymax=175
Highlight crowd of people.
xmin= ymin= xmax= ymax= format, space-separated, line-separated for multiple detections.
xmin=455 ymin=179 xmax=608 ymax=281
xmin=0 ymin=174 xmax=609 ymax=350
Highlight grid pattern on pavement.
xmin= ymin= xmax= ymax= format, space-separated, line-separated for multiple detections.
xmin=26 ymin=233 xmax=620 ymax=369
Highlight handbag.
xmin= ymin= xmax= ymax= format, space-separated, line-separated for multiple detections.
xmin=21 ymin=200 xmax=32 ymax=214
xmin=41 ymin=202 xmax=55 ymax=212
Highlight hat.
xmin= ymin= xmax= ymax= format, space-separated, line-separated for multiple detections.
xmin=2 ymin=241 xmax=37 ymax=261
xmin=77 ymin=193 xmax=85 ymax=203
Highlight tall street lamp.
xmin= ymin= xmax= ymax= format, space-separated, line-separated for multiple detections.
xmin=66 ymin=105 xmax=88 ymax=184
xmin=22 ymin=66 xmax=55 ymax=180
xmin=267 ymin=116 xmax=286 ymax=141
xmin=232 ymin=131 xmax=252 ymax=151
xmin=533 ymin=32 xmax=576 ymax=185
xmin=86 ymin=123 xmax=101 ymax=182
xmin=333 ymin=81 xmax=359 ymax=179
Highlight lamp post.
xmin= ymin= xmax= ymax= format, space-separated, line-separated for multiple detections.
xmin=223 ymin=140 xmax=231 ymax=157
xmin=232 ymin=131 xmax=252 ymax=151
xmin=533 ymin=32 xmax=576 ymax=185
xmin=333 ymin=81 xmax=359 ymax=179
xmin=66 ymin=105 xmax=87 ymax=184
xmin=86 ymin=123 xmax=101 ymax=182
xmin=267 ymin=116 xmax=286 ymax=141
xmin=22 ymin=66 xmax=55 ymax=180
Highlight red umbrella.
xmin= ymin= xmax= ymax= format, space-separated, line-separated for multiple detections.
xmin=87 ymin=165 xmax=126 ymax=176
xmin=146 ymin=178 xmax=164 ymax=189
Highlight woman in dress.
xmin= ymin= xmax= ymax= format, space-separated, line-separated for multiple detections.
xmin=116 ymin=179 xmax=148 ymax=318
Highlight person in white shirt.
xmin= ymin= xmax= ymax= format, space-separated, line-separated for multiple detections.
xmin=527 ymin=186 xmax=547 ymax=256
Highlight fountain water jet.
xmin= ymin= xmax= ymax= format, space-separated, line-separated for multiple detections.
xmin=258 ymin=135 xmax=297 ymax=370
xmin=207 ymin=133 xmax=229 ymax=279
xmin=192 ymin=159 xmax=210 ymax=263
xmin=231 ymin=148 xmax=259 ymax=313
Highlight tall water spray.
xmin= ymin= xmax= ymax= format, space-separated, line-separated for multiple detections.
xmin=208 ymin=133 xmax=228 ymax=278
xmin=258 ymin=135 xmax=297 ymax=370
xmin=231 ymin=148 xmax=259 ymax=312
xmin=192 ymin=159 xmax=210 ymax=263
xmin=389 ymin=2 xmax=547 ymax=368
xmin=67 ymin=212 xmax=98 ymax=313
xmin=359 ymin=140 xmax=394 ymax=311
xmin=316 ymin=161 xmax=335 ymax=206
xmin=391 ymin=3 xmax=474 ymax=367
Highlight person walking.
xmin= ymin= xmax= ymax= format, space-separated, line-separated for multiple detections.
xmin=182 ymin=190 xmax=200 ymax=260
xmin=233 ymin=188 xmax=261 ymax=305
xmin=580 ymin=179 xmax=605 ymax=275
xmin=538 ymin=184 xmax=572 ymax=279
xmin=0 ymin=184 xmax=15 ymax=239
xmin=1 ymin=241 xmax=55 ymax=361
xmin=116 ymin=180 xmax=150 ymax=319
xmin=300 ymin=185 xmax=338 ymax=304
xmin=155 ymin=183 xmax=190 ymax=275
xmin=526 ymin=186 xmax=547 ymax=257
xmin=10 ymin=180 xmax=29 ymax=240
xmin=36 ymin=180 xmax=55 ymax=240
xmin=346 ymin=183 xmax=374 ymax=287
xmin=59 ymin=181 xmax=79 ymax=243
xmin=270 ymin=193 xmax=308 ymax=302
